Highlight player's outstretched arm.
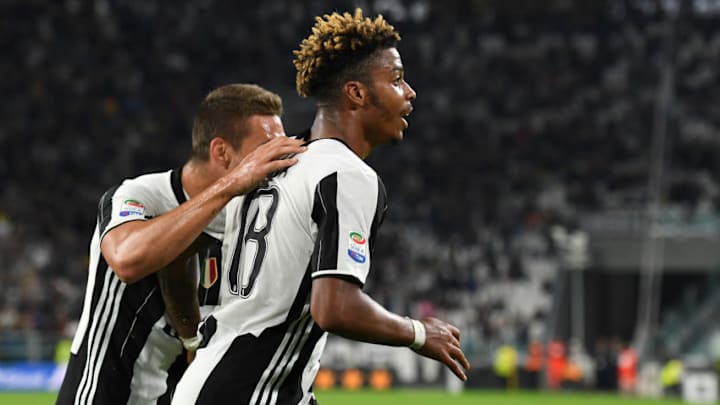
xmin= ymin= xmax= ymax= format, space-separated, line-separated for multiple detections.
xmin=311 ymin=277 xmax=470 ymax=381
xmin=102 ymin=137 xmax=306 ymax=284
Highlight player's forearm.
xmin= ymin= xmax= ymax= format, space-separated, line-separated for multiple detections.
xmin=143 ymin=177 xmax=232 ymax=264
xmin=311 ymin=278 xmax=415 ymax=346
xmin=157 ymin=257 xmax=201 ymax=339
xmin=326 ymin=295 xmax=415 ymax=346
xmin=103 ymin=178 xmax=234 ymax=283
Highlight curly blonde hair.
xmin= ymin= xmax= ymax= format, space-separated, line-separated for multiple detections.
xmin=293 ymin=8 xmax=401 ymax=100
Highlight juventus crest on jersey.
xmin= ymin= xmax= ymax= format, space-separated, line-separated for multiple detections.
xmin=172 ymin=138 xmax=388 ymax=405
xmin=56 ymin=169 xmax=225 ymax=405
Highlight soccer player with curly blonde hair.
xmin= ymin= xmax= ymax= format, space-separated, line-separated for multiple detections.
xmin=172 ymin=10 xmax=469 ymax=405
xmin=293 ymin=8 xmax=413 ymax=156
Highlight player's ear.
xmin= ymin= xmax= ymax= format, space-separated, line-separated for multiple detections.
xmin=344 ymin=81 xmax=368 ymax=109
xmin=209 ymin=137 xmax=231 ymax=169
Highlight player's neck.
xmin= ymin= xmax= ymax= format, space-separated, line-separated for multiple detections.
xmin=310 ymin=108 xmax=371 ymax=158
xmin=180 ymin=160 xmax=221 ymax=198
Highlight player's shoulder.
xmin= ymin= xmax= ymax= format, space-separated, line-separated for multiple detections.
xmin=111 ymin=169 xmax=178 ymax=208
xmin=300 ymin=138 xmax=375 ymax=177
xmin=120 ymin=169 xmax=174 ymax=189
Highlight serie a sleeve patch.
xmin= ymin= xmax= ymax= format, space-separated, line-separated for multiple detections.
xmin=118 ymin=199 xmax=145 ymax=217
xmin=346 ymin=231 xmax=367 ymax=264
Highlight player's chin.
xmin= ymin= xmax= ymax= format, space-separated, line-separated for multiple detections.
xmin=389 ymin=130 xmax=404 ymax=144
xmin=395 ymin=122 xmax=408 ymax=140
xmin=378 ymin=126 xmax=405 ymax=145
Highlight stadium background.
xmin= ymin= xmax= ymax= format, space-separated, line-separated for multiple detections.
xmin=1 ymin=0 xmax=720 ymax=403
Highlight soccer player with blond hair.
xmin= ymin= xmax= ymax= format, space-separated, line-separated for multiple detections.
xmin=172 ymin=10 xmax=469 ymax=405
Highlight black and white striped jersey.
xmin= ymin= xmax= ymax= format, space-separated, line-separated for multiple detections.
xmin=56 ymin=169 xmax=225 ymax=405
xmin=172 ymin=138 xmax=387 ymax=405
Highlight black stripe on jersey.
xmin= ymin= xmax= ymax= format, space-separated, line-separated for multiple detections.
xmin=79 ymin=275 xmax=124 ymax=404
xmin=91 ymin=275 xmax=164 ymax=404
xmin=274 ymin=323 xmax=325 ymax=405
xmin=57 ymin=256 xmax=167 ymax=404
xmin=310 ymin=173 xmax=339 ymax=272
xmin=253 ymin=315 xmax=312 ymax=405
xmin=286 ymin=266 xmax=312 ymax=322
xmin=56 ymin=352 xmax=86 ymax=405
xmin=311 ymin=273 xmax=363 ymax=288
xmin=87 ymin=264 xmax=120 ymax=396
xmin=57 ymin=257 xmax=115 ymax=405
xmin=193 ymin=314 xmax=319 ymax=405
xmin=198 ymin=315 xmax=217 ymax=349
xmin=194 ymin=319 xmax=298 ymax=404
xmin=97 ymin=185 xmax=120 ymax=236
xmin=170 ymin=167 xmax=187 ymax=204
xmin=158 ymin=351 xmax=189 ymax=405
xmin=368 ymin=176 xmax=388 ymax=259
xmin=63 ymin=259 xmax=124 ymax=405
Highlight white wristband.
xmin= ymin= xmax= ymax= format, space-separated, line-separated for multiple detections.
xmin=408 ymin=318 xmax=426 ymax=350
xmin=180 ymin=334 xmax=202 ymax=351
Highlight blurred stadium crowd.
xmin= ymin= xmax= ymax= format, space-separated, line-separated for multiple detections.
xmin=2 ymin=0 xmax=720 ymax=389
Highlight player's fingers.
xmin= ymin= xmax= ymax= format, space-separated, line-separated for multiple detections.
xmin=448 ymin=334 xmax=460 ymax=348
xmin=261 ymin=136 xmax=304 ymax=150
xmin=262 ymin=134 xmax=297 ymax=144
xmin=257 ymin=145 xmax=306 ymax=162
xmin=448 ymin=324 xmax=461 ymax=340
xmin=447 ymin=328 xmax=460 ymax=347
xmin=263 ymin=157 xmax=299 ymax=173
xmin=450 ymin=346 xmax=471 ymax=370
xmin=253 ymin=136 xmax=302 ymax=156
xmin=244 ymin=142 xmax=300 ymax=164
xmin=443 ymin=353 xmax=467 ymax=381
xmin=271 ymin=145 xmax=308 ymax=159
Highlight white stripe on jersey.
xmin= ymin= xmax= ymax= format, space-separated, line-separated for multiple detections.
xmin=268 ymin=316 xmax=316 ymax=405
xmin=70 ymin=227 xmax=101 ymax=355
xmin=76 ymin=272 xmax=125 ymax=405
xmin=250 ymin=311 xmax=312 ymax=405
xmin=86 ymin=278 xmax=126 ymax=403
xmin=76 ymin=269 xmax=114 ymax=405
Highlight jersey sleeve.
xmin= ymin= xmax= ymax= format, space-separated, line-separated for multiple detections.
xmin=309 ymin=168 xmax=387 ymax=286
xmin=97 ymin=180 xmax=161 ymax=241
